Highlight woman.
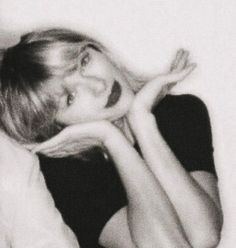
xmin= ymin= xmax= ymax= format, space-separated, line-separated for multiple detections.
xmin=0 ymin=28 xmax=222 ymax=248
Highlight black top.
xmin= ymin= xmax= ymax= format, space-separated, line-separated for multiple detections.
xmin=39 ymin=94 xmax=216 ymax=248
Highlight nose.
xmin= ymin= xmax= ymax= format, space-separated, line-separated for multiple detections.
xmin=81 ymin=78 xmax=107 ymax=96
xmin=89 ymin=79 xmax=107 ymax=95
xmin=65 ymin=72 xmax=108 ymax=96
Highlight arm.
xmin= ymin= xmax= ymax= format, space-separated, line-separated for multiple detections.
xmin=0 ymin=131 xmax=80 ymax=248
xmin=103 ymin=124 xmax=191 ymax=248
xmin=33 ymin=121 xmax=191 ymax=248
xmin=127 ymin=50 xmax=222 ymax=247
xmin=129 ymin=105 xmax=221 ymax=248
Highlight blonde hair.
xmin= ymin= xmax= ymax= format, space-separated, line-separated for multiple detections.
xmin=0 ymin=28 xmax=145 ymax=154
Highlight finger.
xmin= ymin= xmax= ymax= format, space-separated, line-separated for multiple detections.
xmin=174 ymin=50 xmax=189 ymax=71
xmin=170 ymin=49 xmax=184 ymax=71
xmin=171 ymin=49 xmax=184 ymax=70
xmin=32 ymin=140 xmax=64 ymax=154
xmin=23 ymin=143 xmax=39 ymax=151
xmin=136 ymin=63 xmax=196 ymax=110
xmin=32 ymin=132 xmax=67 ymax=153
xmin=33 ymin=146 xmax=58 ymax=155
xmin=40 ymin=145 xmax=80 ymax=158
xmin=39 ymin=150 xmax=68 ymax=158
xmin=167 ymin=63 xmax=197 ymax=83
xmin=33 ymin=142 xmax=65 ymax=154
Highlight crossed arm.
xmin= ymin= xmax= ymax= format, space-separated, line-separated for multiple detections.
xmin=99 ymin=117 xmax=221 ymax=248
xmin=33 ymin=50 xmax=222 ymax=248
xmin=99 ymin=92 xmax=222 ymax=248
xmin=0 ymin=50 xmax=222 ymax=248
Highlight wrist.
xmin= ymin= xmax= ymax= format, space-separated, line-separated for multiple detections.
xmin=103 ymin=124 xmax=129 ymax=148
xmin=128 ymin=109 xmax=156 ymax=131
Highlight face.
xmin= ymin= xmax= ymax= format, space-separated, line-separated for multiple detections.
xmin=46 ymin=44 xmax=135 ymax=125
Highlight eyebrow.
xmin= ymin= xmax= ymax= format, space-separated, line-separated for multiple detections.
xmin=64 ymin=43 xmax=102 ymax=76
xmin=79 ymin=43 xmax=101 ymax=53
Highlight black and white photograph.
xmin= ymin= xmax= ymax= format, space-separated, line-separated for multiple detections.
xmin=0 ymin=1 xmax=235 ymax=247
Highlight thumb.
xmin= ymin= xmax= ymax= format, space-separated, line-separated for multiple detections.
xmin=23 ymin=143 xmax=40 ymax=151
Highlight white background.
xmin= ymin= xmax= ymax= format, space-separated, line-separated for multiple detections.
xmin=1 ymin=0 xmax=236 ymax=245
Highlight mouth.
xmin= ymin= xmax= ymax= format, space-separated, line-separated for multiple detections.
xmin=105 ymin=80 xmax=122 ymax=108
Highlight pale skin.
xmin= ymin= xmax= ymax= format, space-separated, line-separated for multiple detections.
xmin=27 ymin=49 xmax=223 ymax=248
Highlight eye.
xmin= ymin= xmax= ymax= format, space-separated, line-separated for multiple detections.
xmin=80 ymin=52 xmax=90 ymax=67
xmin=66 ymin=92 xmax=75 ymax=106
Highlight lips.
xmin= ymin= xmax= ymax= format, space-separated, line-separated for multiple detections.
xmin=105 ymin=80 xmax=122 ymax=108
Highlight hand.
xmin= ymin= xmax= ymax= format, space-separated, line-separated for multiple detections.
xmin=30 ymin=121 xmax=119 ymax=158
xmin=129 ymin=49 xmax=196 ymax=116
xmin=170 ymin=49 xmax=190 ymax=73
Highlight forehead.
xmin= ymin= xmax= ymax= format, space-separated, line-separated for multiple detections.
xmin=42 ymin=78 xmax=65 ymax=101
xmin=46 ymin=43 xmax=81 ymax=67
xmin=47 ymin=42 xmax=102 ymax=72
xmin=41 ymin=43 xmax=106 ymax=96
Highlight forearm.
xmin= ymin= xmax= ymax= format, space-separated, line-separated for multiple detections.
xmin=131 ymin=113 xmax=221 ymax=247
xmin=104 ymin=128 xmax=191 ymax=248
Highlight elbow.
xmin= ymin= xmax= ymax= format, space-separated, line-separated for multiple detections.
xmin=131 ymin=224 xmax=191 ymax=248
xmin=190 ymin=227 xmax=221 ymax=248
xmin=188 ymin=205 xmax=222 ymax=248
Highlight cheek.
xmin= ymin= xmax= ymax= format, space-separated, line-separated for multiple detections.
xmin=86 ymin=58 xmax=114 ymax=79
xmin=57 ymin=99 xmax=103 ymax=124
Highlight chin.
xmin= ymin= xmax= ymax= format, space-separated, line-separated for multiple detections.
xmin=103 ymin=94 xmax=133 ymax=121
